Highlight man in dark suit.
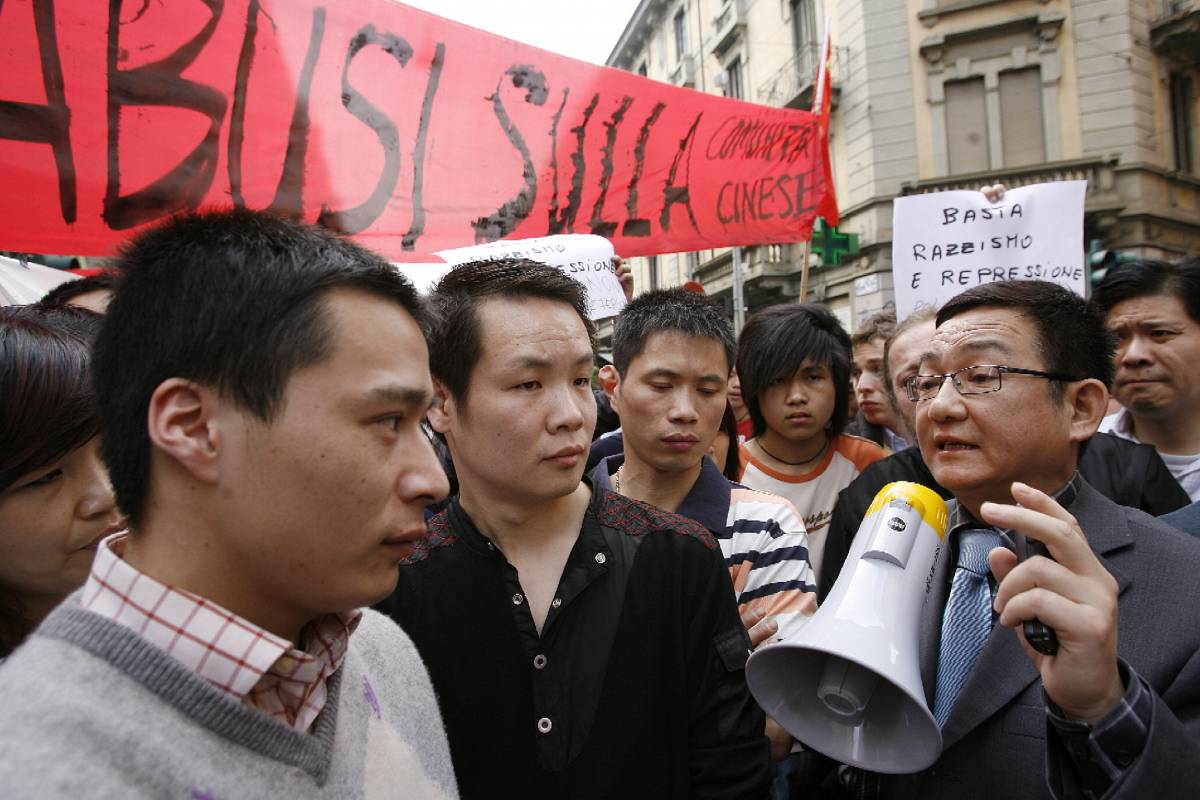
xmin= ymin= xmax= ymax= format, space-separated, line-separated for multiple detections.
xmin=819 ymin=310 xmax=1189 ymax=603
xmin=870 ymin=280 xmax=1200 ymax=798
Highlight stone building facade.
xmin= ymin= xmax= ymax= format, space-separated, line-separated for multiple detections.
xmin=606 ymin=0 xmax=1200 ymax=333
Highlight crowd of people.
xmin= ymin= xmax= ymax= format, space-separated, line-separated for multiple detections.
xmin=1 ymin=205 xmax=1200 ymax=798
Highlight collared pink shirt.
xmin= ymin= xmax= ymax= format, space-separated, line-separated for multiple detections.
xmin=81 ymin=533 xmax=360 ymax=733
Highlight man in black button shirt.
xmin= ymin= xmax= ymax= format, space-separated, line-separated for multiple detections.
xmin=379 ymin=259 xmax=770 ymax=799
xmin=856 ymin=280 xmax=1200 ymax=799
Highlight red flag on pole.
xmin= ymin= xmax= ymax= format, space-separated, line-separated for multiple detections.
xmin=810 ymin=21 xmax=838 ymax=229
xmin=798 ymin=18 xmax=837 ymax=302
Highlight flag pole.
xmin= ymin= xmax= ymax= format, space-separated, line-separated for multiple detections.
xmin=732 ymin=246 xmax=745 ymax=335
xmin=800 ymin=17 xmax=832 ymax=305
xmin=799 ymin=239 xmax=812 ymax=302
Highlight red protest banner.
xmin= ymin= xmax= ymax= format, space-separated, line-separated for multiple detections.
xmin=0 ymin=0 xmax=837 ymax=260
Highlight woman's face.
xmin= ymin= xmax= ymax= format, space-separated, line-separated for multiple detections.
xmin=0 ymin=437 xmax=121 ymax=603
xmin=728 ymin=372 xmax=748 ymax=418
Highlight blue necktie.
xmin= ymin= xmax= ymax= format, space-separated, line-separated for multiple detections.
xmin=932 ymin=528 xmax=1001 ymax=728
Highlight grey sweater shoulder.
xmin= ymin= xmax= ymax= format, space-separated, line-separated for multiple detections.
xmin=0 ymin=597 xmax=458 ymax=799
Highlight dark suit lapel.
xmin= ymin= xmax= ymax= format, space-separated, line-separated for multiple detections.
xmin=934 ymin=481 xmax=1133 ymax=750
xmin=1072 ymin=483 xmax=1134 ymax=592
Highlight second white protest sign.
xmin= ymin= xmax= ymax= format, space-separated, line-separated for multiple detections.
xmin=436 ymin=235 xmax=626 ymax=321
xmin=891 ymin=180 xmax=1087 ymax=319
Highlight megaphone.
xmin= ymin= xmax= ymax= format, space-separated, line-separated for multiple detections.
xmin=745 ymin=482 xmax=948 ymax=774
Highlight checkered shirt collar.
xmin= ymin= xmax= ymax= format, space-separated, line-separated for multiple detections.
xmin=81 ymin=533 xmax=361 ymax=732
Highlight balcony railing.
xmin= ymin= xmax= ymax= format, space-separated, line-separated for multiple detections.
xmin=1157 ymin=0 xmax=1196 ymax=19
xmin=711 ymin=0 xmax=749 ymax=56
xmin=669 ymin=51 xmax=698 ymax=87
xmin=1151 ymin=0 xmax=1199 ymax=63
xmin=757 ymin=43 xmax=844 ymax=109
xmin=899 ymin=156 xmax=1121 ymax=210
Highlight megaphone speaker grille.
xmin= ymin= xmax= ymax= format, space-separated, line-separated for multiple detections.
xmin=816 ymin=657 xmax=876 ymax=721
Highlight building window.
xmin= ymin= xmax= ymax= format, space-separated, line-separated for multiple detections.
xmin=648 ymin=255 xmax=659 ymax=290
xmin=945 ymin=78 xmax=989 ymax=174
xmin=791 ymin=0 xmax=817 ymax=52
xmin=726 ymin=58 xmax=744 ymax=100
xmin=637 ymin=61 xmax=648 ymax=77
xmin=921 ymin=13 xmax=1066 ymax=176
xmin=686 ymin=251 xmax=698 ymax=278
xmin=998 ymin=68 xmax=1045 ymax=167
xmin=1171 ymin=73 xmax=1196 ymax=175
xmin=673 ymin=9 xmax=687 ymax=60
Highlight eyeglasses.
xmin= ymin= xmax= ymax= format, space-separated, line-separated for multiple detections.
xmin=903 ymin=364 xmax=1079 ymax=403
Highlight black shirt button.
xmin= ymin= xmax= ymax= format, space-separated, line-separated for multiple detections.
xmin=533 ymin=654 xmax=548 ymax=670
xmin=537 ymin=717 xmax=553 ymax=734
xmin=512 ymin=593 xmax=524 ymax=605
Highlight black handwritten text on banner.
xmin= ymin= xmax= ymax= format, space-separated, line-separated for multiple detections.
xmin=0 ymin=0 xmax=837 ymax=259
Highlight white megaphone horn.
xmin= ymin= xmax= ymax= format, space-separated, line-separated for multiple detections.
xmin=745 ymin=481 xmax=948 ymax=774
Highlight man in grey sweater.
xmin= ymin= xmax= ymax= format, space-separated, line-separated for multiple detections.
xmin=0 ymin=210 xmax=458 ymax=798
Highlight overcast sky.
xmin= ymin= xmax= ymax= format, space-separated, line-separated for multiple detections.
xmin=399 ymin=0 xmax=644 ymax=65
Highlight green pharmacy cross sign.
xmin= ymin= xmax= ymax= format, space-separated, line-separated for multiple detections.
xmin=811 ymin=220 xmax=859 ymax=266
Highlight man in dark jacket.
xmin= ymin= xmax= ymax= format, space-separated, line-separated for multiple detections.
xmin=1093 ymin=257 xmax=1200 ymax=501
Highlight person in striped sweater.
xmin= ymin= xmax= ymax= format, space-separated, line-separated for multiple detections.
xmin=588 ymin=288 xmax=817 ymax=762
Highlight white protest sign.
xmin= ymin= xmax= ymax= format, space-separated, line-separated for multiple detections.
xmin=436 ymin=234 xmax=625 ymax=320
xmin=0 ymin=255 xmax=76 ymax=305
xmin=892 ymin=180 xmax=1087 ymax=320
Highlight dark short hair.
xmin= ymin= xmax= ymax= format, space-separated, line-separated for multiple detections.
xmin=612 ymin=288 xmax=734 ymax=376
xmin=850 ymin=310 xmax=896 ymax=348
xmin=882 ymin=307 xmax=937 ymax=407
xmin=37 ymin=271 xmax=121 ymax=309
xmin=936 ymin=280 xmax=1114 ymax=394
xmin=1 ymin=305 xmax=103 ymax=656
xmin=427 ymin=258 xmax=595 ymax=403
xmin=1091 ymin=257 xmax=1200 ymax=325
xmin=735 ymin=303 xmax=853 ymax=439
xmin=1 ymin=305 xmax=102 ymax=490
xmin=93 ymin=208 xmax=424 ymax=525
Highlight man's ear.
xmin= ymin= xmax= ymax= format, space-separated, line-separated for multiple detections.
xmin=146 ymin=378 xmax=222 ymax=484
xmin=1066 ymin=378 xmax=1110 ymax=444
xmin=597 ymin=364 xmax=619 ymax=402
xmin=605 ymin=366 xmax=624 ymax=416
xmin=426 ymin=379 xmax=455 ymax=435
